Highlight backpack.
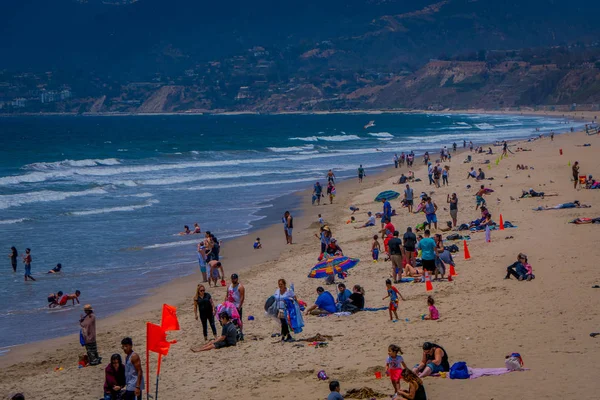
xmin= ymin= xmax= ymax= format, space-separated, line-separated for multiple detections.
xmin=449 ymin=362 xmax=470 ymax=379
xmin=446 ymin=233 xmax=462 ymax=241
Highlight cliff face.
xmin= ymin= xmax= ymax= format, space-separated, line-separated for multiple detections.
xmin=349 ymin=61 xmax=600 ymax=110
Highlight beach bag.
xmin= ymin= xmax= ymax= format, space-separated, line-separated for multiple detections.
xmin=79 ymin=329 xmax=85 ymax=346
xmin=446 ymin=233 xmax=461 ymax=241
xmin=449 ymin=362 xmax=470 ymax=379
xmin=445 ymin=244 xmax=460 ymax=253
xmin=458 ymin=223 xmax=469 ymax=231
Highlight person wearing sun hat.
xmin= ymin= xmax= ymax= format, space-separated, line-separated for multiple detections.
xmin=80 ymin=304 xmax=101 ymax=366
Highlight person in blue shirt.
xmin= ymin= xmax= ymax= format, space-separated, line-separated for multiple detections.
xmin=418 ymin=230 xmax=437 ymax=276
xmin=335 ymin=283 xmax=352 ymax=311
xmin=305 ymin=287 xmax=337 ymax=315
xmin=382 ymin=199 xmax=392 ymax=227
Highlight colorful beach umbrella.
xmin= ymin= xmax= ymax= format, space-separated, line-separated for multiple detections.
xmin=374 ymin=190 xmax=400 ymax=202
xmin=308 ymin=256 xmax=360 ymax=279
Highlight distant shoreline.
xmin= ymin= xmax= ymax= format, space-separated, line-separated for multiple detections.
xmin=0 ymin=108 xmax=596 ymax=120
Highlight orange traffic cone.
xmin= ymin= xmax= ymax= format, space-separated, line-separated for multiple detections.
xmin=463 ymin=240 xmax=471 ymax=260
xmin=425 ymin=272 xmax=433 ymax=291
xmin=447 ymin=273 xmax=452 ymax=282
xmin=449 ymin=264 xmax=457 ymax=277
xmin=499 ymin=214 xmax=504 ymax=230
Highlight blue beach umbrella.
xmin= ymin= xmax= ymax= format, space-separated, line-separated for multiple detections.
xmin=375 ymin=190 xmax=400 ymax=202
xmin=308 ymin=256 xmax=360 ymax=279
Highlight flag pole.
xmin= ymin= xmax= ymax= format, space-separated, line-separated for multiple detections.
xmin=155 ymin=354 xmax=162 ymax=400
xmin=146 ymin=322 xmax=150 ymax=400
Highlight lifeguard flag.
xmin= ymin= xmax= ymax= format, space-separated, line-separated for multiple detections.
xmin=147 ymin=323 xmax=174 ymax=356
xmin=161 ymin=304 xmax=180 ymax=331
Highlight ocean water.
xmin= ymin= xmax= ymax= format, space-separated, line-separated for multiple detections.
xmin=0 ymin=113 xmax=579 ymax=348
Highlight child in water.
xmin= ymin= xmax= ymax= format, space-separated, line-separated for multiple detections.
xmin=253 ymin=238 xmax=262 ymax=249
xmin=48 ymin=291 xmax=63 ymax=308
xmin=382 ymin=279 xmax=404 ymax=322
xmin=372 ymin=235 xmax=381 ymax=262
xmin=386 ymin=344 xmax=408 ymax=396
xmin=422 ymin=296 xmax=439 ymax=320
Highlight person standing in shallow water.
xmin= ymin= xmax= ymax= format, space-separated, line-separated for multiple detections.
xmin=23 ymin=248 xmax=35 ymax=281
xmin=9 ymin=246 xmax=18 ymax=273
xmin=358 ymin=164 xmax=365 ymax=183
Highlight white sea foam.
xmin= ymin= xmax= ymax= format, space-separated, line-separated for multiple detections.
xmin=289 ymin=135 xmax=361 ymax=142
xmin=143 ymin=231 xmax=245 ymax=250
xmin=0 ymin=218 xmax=30 ymax=225
xmin=185 ymin=176 xmax=319 ymax=191
xmin=475 ymin=123 xmax=495 ymax=130
xmin=24 ymin=158 xmax=121 ymax=170
xmin=69 ymin=199 xmax=159 ymax=216
xmin=0 ymin=188 xmax=107 ymax=210
xmin=267 ymin=144 xmax=315 ymax=152
xmin=367 ymin=132 xmax=394 ymax=138
xmin=140 ymin=168 xmax=315 ymax=186
xmin=456 ymin=122 xmax=470 ymax=126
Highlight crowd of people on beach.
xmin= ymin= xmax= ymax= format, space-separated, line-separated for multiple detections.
xmin=8 ymin=124 xmax=598 ymax=400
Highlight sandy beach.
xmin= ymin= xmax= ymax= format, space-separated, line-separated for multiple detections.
xmin=1 ymin=112 xmax=599 ymax=400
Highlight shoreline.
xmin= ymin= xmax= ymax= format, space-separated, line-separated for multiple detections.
xmin=0 ymin=110 xmax=582 ymax=364
xmin=1 ymin=112 xmax=599 ymax=398
xmin=0 ymin=108 xmax=597 ymax=122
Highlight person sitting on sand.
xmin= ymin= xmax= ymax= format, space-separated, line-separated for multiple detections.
xmin=47 ymin=263 xmax=62 ymax=274
xmin=505 ymin=253 xmax=531 ymax=281
xmin=413 ymin=342 xmax=450 ymax=378
xmin=180 ymin=225 xmax=191 ymax=235
xmin=355 ymin=212 xmax=376 ymax=229
xmin=422 ymin=296 xmax=439 ymax=321
xmin=191 ymin=311 xmax=238 ymax=352
xmin=467 ymin=167 xmax=477 ymax=179
xmin=345 ymin=284 xmax=365 ymax=312
xmin=516 ymin=164 xmax=530 ymax=170
xmin=475 ymin=168 xmax=485 ymax=181
xmin=305 ymin=287 xmax=337 ymax=315
xmin=533 ymin=200 xmax=591 ymax=211
xmin=397 ymin=368 xmax=428 ymax=400
xmin=335 ymin=283 xmax=352 ymax=311
xmin=402 ymin=263 xmax=423 ymax=279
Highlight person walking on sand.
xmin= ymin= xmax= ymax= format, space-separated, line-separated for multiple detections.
xmin=383 ymin=279 xmax=404 ymax=322
xmin=572 ymin=161 xmax=580 ymax=189
xmin=194 ymin=284 xmax=217 ymax=341
xmin=22 ymin=248 xmax=35 ymax=281
xmin=327 ymin=181 xmax=335 ymax=204
xmin=122 ymin=337 xmax=144 ymax=400
xmin=9 ymin=246 xmax=18 ymax=273
xmin=475 ymin=185 xmax=487 ymax=210
xmin=394 ymin=154 xmax=399 ymax=168
xmin=313 ymin=182 xmax=323 ymax=205
xmin=404 ymin=184 xmax=414 ymax=213
xmin=226 ymin=273 xmax=245 ymax=340
xmin=80 ymin=304 xmax=101 ymax=366
xmin=388 ymin=231 xmax=403 ymax=283
xmin=358 ymin=164 xmax=365 ymax=183
xmin=447 ymin=193 xmax=458 ymax=227
xmin=381 ymin=199 xmax=392 ymax=227
xmin=197 ymin=243 xmax=208 ymax=282
xmin=502 ymin=141 xmax=508 ymax=157
xmin=442 ymin=166 xmax=449 ymax=186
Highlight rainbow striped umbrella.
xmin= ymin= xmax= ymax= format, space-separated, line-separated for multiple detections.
xmin=308 ymin=256 xmax=360 ymax=279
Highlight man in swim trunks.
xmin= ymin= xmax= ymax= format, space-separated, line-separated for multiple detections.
xmin=418 ymin=230 xmax=436 ymax=276
xmin=572 ymin=161 xmax=579 ymax=189
xmin=357 ymin=165 xmax=365 ymax=183
xmin=475 ymin=185 xmax=487 ymax=210
xmin=60 ymin=290 xmax=81 ymax=306
xmin=326 ymin=170 xmax=335 ymax=184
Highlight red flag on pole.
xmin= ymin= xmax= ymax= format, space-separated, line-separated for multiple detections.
xmin=147 ymin=323 xmax=174 ymax=356
xmin=161 ymin=304 xmax=180 ymax=332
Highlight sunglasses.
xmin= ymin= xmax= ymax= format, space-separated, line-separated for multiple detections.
xmin=199 ymin=289 xmax=205 ymax=292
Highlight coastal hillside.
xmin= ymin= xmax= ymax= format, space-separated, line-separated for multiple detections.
xmin=1 ymin=0 xmax=599 ymax=113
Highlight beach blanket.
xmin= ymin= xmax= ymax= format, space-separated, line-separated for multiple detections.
xmin=468 ymin=367 xmax=528 ymax=379
xmin=362 ymin=306 xmax=388 ymax=312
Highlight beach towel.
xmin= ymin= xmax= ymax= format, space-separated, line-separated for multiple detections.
xmin=285 ymin=298 xmax=304 ymax=334
xmin=569 ymin=217 xmax=600 ymax=224
xmin=362 ymin=306 xmax=388 ymax=312
xmin=468 ymin=367 xmax=528 ymax=379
